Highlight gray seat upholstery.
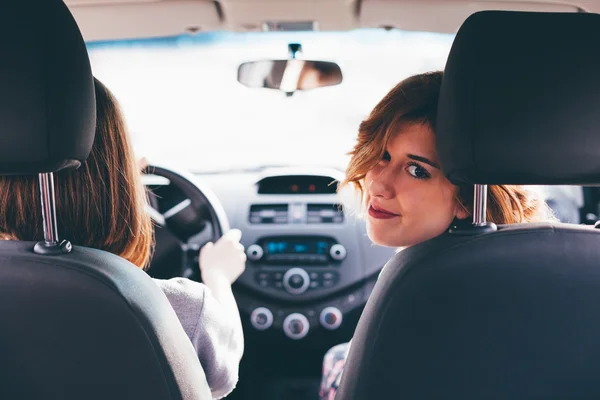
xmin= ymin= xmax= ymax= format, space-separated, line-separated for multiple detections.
xmin=337 ymin=11 xmax=600 ymax=400
xmin=0 ymin=1 xmax=211 ymax=398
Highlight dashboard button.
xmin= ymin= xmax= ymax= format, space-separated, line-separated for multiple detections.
xmin=329 ymin=244 xmax=347 ymax=261
xmin=309 ymin=272 xmax=319 ymax=280
xmin=274 ymin=272 xmax=283 ymax=280
xmin=289 ymin=275 xmax=304 ymax=289
xmin=257 ymin=272 xmax=269 ymax=280
xmin=274 ymin=281 xmax=283 ymax=289
xmin=323 ymin=272 xmax=335 ymax=280
xmin=323 ymin=280 xmax=335 ymax=288
xmin=342 ymin=293 xmax=357 ymax=307
xmin=309 ymin=281 xmax=318 ymax=289
xmin=283 ymin=313 xmax=310 ymax=339
xmin=283 ymin=268 xmax=310 ymax=294
xmin=259 ymin=280 xmax=269 ymax=287
xmin=251 ymin=307 xmax=274 ymax=331
xmin=320 ymin=307 xmax=343 ymax=330
xmin=247 ymin=244 xmax=264 ymax=261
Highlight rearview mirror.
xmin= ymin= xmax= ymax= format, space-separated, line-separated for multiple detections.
xmin=237 ymin=60 xmax=343 ymax=93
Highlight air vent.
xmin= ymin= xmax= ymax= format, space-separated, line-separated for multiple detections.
xmin=307 ymin=204 xmax=344 ymax=224
xmin=249 ymin=204 xmax=289 ymax=224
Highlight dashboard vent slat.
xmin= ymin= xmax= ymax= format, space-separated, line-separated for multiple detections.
xmin=307 ymin=204 xmax=344 ymax=224
xmin=249 ymin=204 xmax=289 ymax=224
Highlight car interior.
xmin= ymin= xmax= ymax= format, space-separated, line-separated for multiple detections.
xmin=2 ymin=0 xmax=600 ymax=399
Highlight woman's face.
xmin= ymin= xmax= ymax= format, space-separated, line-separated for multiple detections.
xmin=364 ymin=123 xmax=468 ymax=247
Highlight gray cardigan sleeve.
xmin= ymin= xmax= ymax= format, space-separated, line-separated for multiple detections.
xmin=153 ymin=278 xmax=243 ymax=399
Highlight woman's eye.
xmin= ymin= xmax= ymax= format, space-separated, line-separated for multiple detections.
xmin=406 ymin=162 xmax=431 ymax=180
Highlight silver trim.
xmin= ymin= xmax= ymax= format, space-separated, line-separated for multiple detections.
xmin=250 ymin=307 xmax=273 ymax=331
xmin=283 ymin=268 xmax=310 ymax=294
xmin=144 ymin=204 xmax=166 ymax=226
xmin=246 ymin=244 xmax=264 ymax=261
xmin=329 ymin=244 xmax=347 ymax=261
xmin=473 ymin=184 xmax=488 ymax=226
xmin=163 ymin=199 xmax=192 ymax=219
xmin=283 ymin=313 xmax=310 ymax=340
xmin=141 ymin=174 xmax=170 ymax=186
xmin=319 ymin=307 xmax=343 ymax=330
xmin=38 ymin=173 xmax=59 ymax=245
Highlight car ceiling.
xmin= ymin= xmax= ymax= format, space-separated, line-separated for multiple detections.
xmin=66 ymin=0 xmax=595 ymax=42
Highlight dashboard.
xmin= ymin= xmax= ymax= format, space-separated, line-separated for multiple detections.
xmin=142 ymin=165 xmax=589 ymax=400
xmin=172 ymin=167 xmax=395 ymax=340
xmin=143 ymin=166 xmax=589 ymax=399
xmin=145 ymin=166 xmax=586 ymax=343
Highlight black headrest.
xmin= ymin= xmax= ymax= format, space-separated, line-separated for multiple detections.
xmin=436 ymin=11 xmax=600 ymax=185
xmin=0 ymin=0 xmax=95 ymax=175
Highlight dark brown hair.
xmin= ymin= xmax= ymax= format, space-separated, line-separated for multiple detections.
xmin=0 ymin=79 xmax=154 ymax=268
xmin=343 ymin=71 xmax=554 ymax=224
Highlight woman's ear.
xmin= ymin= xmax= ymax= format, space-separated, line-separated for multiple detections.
xmin=455 ymin=201 xmax=470 ymax=220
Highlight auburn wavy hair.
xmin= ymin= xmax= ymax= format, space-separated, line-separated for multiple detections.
xmin=343 ymin=71 xmax=554 ymax=225
xmin=0 ymin=78 xmax=154 ymax=268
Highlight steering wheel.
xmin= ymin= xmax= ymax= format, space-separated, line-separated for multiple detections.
xmin=142 ymin=164 xmax=230 ymax=281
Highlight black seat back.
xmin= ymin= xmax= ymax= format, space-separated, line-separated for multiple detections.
xmin=339 ymin=223 xmax=600 ymax=399
xmin=0 ymin=242 xmax=211 ymax=400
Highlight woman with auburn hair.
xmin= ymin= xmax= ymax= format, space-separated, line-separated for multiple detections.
xmin=319 ymin=71 xmax=555 ymax=399
xmin=0 ymin=78 xmax=245 ymax=400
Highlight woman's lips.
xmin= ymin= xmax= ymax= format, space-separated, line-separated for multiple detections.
xmin=368 ymin=204 xmax=400 ymax=220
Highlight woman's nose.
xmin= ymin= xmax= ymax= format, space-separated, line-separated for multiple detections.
xmin=368 ymin=168 xmax=395 ymax=200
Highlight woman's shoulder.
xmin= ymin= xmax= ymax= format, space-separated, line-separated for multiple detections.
xmin=153 ymin=277 xmax=208 ymax=331
xmin=153 ymin=277 xmax=207 ymax=302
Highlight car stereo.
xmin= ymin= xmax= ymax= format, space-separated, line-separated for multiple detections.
xmin=246 ymin=236 xmax=346 ymax=265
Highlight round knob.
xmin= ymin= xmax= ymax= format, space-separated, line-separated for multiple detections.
xmin=250 ymin=307 xmax=273 ymax=331
xmin=246 ymin=244 xmax=264 ymax=261
xmin=329 ymin=244 xmax=346 ymax=261
xmin=283 ymin=268 xmax=310 ymax=294
xmin=320 ymin=307 xmax=343 ymax=330
xmin=283 ymin=313 xmax=310 ymax=340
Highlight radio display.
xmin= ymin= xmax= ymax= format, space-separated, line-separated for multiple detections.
xmin=264 ymin=238 xmax=330 ymax=255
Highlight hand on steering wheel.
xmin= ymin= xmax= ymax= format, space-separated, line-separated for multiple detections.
xmin=141 ymin=163 xmax=232 ymax=282
xmin=200 ymin=229 xmax=247 ymax=285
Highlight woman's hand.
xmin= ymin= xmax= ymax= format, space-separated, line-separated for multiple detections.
xmin=199 ymin=229 xmax=247 ymax=285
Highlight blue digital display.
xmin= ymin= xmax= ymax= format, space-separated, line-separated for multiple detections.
xmin=265 ymin=240 xmax=329 ymax=255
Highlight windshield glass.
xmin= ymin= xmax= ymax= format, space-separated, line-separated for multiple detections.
xmin=88 ymin=29 xmax=454 ymax=173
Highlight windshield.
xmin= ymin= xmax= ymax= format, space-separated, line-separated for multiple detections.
xmin=88 ymin=29 xmax=454 ymax=173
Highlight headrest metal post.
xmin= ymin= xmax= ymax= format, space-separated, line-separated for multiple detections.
xmin=449 ymin=183 xmax=497 ymax=235
xmin=34 ymin=173 xmax=72 ymax=255
xmin=473 ymin=184 xmax=488 ymax=226
xmin=39 ymin=172 xmax=59 ymax=245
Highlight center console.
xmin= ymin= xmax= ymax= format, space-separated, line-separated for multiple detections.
xmin=191 ymin=168 xmax=395 ymax=340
